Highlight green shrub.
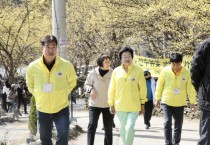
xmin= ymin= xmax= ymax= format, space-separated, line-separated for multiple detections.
xmin=28 ymin=96 xmax=37 ymax=136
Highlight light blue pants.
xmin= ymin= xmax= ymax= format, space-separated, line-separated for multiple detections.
xmin=116 ymin=111 xmax=138 ymax=145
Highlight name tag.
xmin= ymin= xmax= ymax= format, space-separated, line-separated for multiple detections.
xmin=173 ymin=88 xmax=180 ymax=94
xmin=130 ymin=77 xmax=135 ymax=81
xmin=42 ymin=83 xmax=52 ymax=92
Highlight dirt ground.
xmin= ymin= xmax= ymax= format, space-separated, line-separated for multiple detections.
xmin=0 ymin=114 xmax=30 ymax=145
xmin=0 ymin=109 xmax=83 ymax=145
xmin=0 ymin=114 xmax=76 ymax=145
xmin=0 ymin=98 xmax=87 ymax=145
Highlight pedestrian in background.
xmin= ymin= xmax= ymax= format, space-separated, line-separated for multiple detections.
xmin=85 ymin=53 xmax=113 ymax=145
xmin=26 ymin=35 xmax=77 ymax=145
xmin=155 ymin=53 xmax=196 ymax=145
xmin=190 ymin=38 xmax=210 ymax=145
xmin=7 ymin=84 xmax=18 ymax=112
xmin=7 ymin=84 xmax=19 ymax=120
xmin=108 ymin=46 xmax=147 ymax=145
xmin=2 ymin=79 xmax=11 ymax=112
xmin=16 ymin=80 xmax=27 ymax=115
xmin=144 ymin=70 xmax=156 ymax=129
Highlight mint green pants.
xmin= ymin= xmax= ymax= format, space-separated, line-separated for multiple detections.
xmin=116 ymin=111 xmax=138 ymax=145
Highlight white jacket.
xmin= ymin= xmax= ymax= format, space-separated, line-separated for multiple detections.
xmin=84 ymin=67 xmax=113 ymax=108
xmin=3 ymin=86 xmax=10 ymax=97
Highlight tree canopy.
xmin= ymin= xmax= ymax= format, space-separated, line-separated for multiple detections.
xmin=1 ymin=0 xmax=210 ymax=80
xmin=67 ymin=0 xmax=210 ymax=61
xmin=0 ymin=0 xmax=51 ymax=81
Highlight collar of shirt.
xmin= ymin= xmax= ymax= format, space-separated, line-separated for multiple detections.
xmin=172 ymin=66 xmax=183 ymax=76
xmin=121 ymin=63 xmax=134 ymax=72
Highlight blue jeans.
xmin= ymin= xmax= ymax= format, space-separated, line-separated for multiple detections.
xmin=87 ymin=107 xmax=113 ymax=145
xmin=162 ymin=104 xmax=184 ymax=145
xmin=198 ymin=108 xmax=210 ymax=145
xmin=37 ymin=106 xmax=69 ymax=145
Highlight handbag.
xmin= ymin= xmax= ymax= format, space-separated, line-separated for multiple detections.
xmin=7 ymin=90 xmax=17 ymax=100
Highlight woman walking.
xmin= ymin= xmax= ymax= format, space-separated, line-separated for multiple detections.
xmin=108 ymin=46 xmax=147 ymax=145
xmin=85 ymin=54 xmax=113 ymax=145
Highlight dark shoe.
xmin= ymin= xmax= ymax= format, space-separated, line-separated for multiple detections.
xmin=145 ymin=125 xmax=149 ymax=129
xmin=25 ymin=111 xmax=28 ymax=114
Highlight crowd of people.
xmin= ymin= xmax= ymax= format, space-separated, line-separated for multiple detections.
xmin=85 ymin=47 xmax=197 ymax=145
xmin=1 ymin=80 xmax=30 ymax=118
xmin=1 ymin=34 xmax=210 ymax=145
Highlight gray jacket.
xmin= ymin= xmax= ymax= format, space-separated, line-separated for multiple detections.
xmin=84 ymin=67 xmax=113 ymax=108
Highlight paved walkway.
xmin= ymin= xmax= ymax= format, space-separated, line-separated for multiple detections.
xmin=70 ymin=111 xmax=199 ymax=145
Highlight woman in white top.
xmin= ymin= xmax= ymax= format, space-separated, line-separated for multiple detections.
xmin=2 ymin=80 xmax=11 ymax=112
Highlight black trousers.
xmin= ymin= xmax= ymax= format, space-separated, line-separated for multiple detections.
xmin=17 ymin=96 xmax=27 ymax=113
xmin=144 ymin=100 xmax=154 ymax=126
xmin=1 ymin=93 xmax=7 ymax=112
xmin=198 ymin=108 xmax=210 ymax=145
xmin=162 ymin=104 xmax=184 ymax=145
xmin=87 ymin=106 xmax=113 ymax=145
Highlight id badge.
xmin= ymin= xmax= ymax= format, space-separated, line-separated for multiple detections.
xmin=42 ymin=83 xmax=52 ymax=92
xmin=173 ymin=88 xmax=180 ymax=94
xmin=130 ymin=77 xmax=135 ymax=81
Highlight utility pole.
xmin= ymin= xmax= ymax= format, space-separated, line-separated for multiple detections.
xmin=52 ymin=1 xmax=77 ymax=124
xmin=52 ymin=0 xmax=67 ymax=59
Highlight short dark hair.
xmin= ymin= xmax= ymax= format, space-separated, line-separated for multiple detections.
xmin=4 ymin=79 xmax=11 ymax=88
xmin=18 ymin=80 xmax=24 ymax=84
xmin=96 ymin=53 xmax=110 ymax=67
xmin=118 ymin=46 xmax=134 ymax=60
xmin=169 ymin=53 xmax=183 ymax=63
xmin=40 ymin=35 xmax=57 ymax=47
xmin=144 ymin=71 xmax=151 ymax=76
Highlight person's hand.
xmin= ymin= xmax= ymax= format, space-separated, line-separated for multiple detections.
xmin=110 ymin=106 xmax=115 ymax=114
xmin=90 ymin=88 xmax=96 ymax=100
xmin=155 ymin=100 xmax=161 ymax=108
xmin=190 ymin=104 xmax=196 ymax=112
xmin=139 ymin=105 xmax=144 ymax=115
